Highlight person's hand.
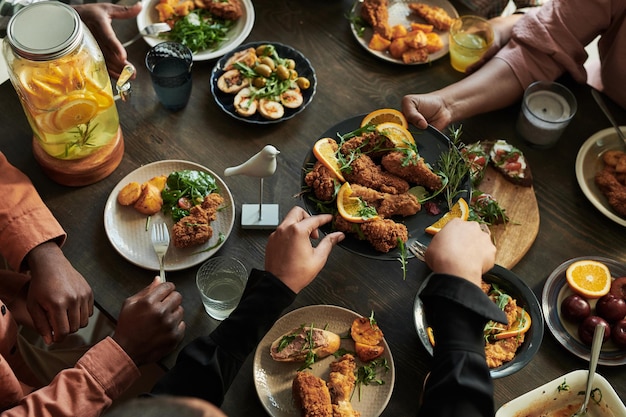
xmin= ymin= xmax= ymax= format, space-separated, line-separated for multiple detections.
xmin=401 ymin=93 xmax=451 ymax=131
xmin=424 ymin=219 xmax=495 ymax=288
xmin=465 ymin=14 xmax=523 ymax=74
xmin=113 ymin=277 xmax=185 ymax=366
xmin=73 ymin=2 xmax=142 ymax=79
xmin=265 ymin=206 xmax=345 ymax=293
xmin=25 ymin=241 xmax=94 ymax=345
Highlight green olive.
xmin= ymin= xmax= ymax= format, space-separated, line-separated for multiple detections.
xmin=260 ymin=56 xmax=275 ymax=71
xmin=296 ymin=77 xmax=310 ymax=90
xmin=252 ymin=77 xmax=267 ymax=88
xmin=289 ymin=69 xmax=298 ymax=80
xmin=276 ymin=64 xmax=290 ymax=81
xmin=254 ymin=63 xmax=273 ymax=78
xmin=255 ymin=44 xmax=272 ymax=56
xmin=285 ymin=59 xmax=296 ymax=70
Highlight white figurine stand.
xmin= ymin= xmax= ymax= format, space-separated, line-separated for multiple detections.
xmin=241 ymin=178 xmax=280 ymax=229
xmin=224 ymin=145 xmax=281 ymax=229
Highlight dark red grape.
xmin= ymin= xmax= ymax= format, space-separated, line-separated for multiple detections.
xmin=596 ymin=294 xmax=626 ymax=323
xmin=561 ymin=294 xmax=591 ymax=322
xmin=611 ymin=319 xmax=626 ymax=349
xmin=578 ymin=316 xmax=610 ymax=346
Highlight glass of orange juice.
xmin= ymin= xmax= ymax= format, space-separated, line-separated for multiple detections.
xmin=449 ymin=16 xmax=494 ymax=73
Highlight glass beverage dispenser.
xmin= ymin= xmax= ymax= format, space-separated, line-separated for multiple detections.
xmin=3 ymin=1 xmax=126 ymax=186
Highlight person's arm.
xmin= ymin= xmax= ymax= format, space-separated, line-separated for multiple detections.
xmin=402 ymin=58 xmax=524 ymax=131
xmin=73 ymin=2 xmax=142 ymax=79
xmin=150 ymin=206 xmax=344 ymax=405
xmin=0 ymin=153 xmax=93 ymax=345
xmin=2 ymin=278 xmax=184 ymax=417
xmin=417 ymin=219 xmax=506 ymax=417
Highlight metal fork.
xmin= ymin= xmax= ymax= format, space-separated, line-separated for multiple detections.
xmin=151 ymin=222 xmax=170 ymax=283
xmin=122 ymin=22 xmax=171 ymax=48
xmin=408 ymin=240 xmax=428 ymax=262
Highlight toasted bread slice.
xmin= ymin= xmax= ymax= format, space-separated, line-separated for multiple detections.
xmin=461 ymin=141 xmax=491 ymax=186
xmin=485 ymin=140 xmax=533 ymax=187
xmin=270 ymin=326 xmax=341 ymax=362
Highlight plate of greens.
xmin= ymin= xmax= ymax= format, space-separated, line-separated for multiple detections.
xmin=135 ymin=0 xmax=254 ymax=61
xmin=104 ymin=160 xmax=235 ymax=271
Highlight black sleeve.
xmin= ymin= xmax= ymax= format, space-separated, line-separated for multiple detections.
xmin=417 ymin=274 xmax=508 ymax=417
xmin=149 ymin=269 xmax=296 ymax=405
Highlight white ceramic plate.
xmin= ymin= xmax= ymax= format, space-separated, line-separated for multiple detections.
xmin=104 ymin=160 xmax=235 ymax=271
xmin=542 ymin=256 xmax=626 ymax=366
xmin=253 ymin=305 xmax=395 ymax=417
xmin=575 ymin=126 xmax=626 ymax=227
xmin=135 ymin=0 xmax=255 ymax=61
xmin=496 ymin=370 xmax=626 ymax=417
xmin=349 ymin=0 xmax=458 ymax=65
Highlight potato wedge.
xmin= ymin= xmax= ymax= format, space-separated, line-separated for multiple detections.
xmin=117 ymin=181 xmax=142 ymax=206
xmin=133 ymin=183 xmax=163 ymax=215
xmin=355 ymin=341 xmax=385 ymax=362
xmin=147 ymin=175 xmax=168 ymax=192
xmin=350 ymin=317 xmax=384 ymax=346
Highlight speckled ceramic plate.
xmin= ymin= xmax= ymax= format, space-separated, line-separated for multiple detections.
xmin=414 ymin=265 xmax=544 ymax=379
xmin=575 ymin=127 xmax=626 ymax=226
xmin=542 ymin=256 xmax=626 ymax=365
xmin=349 ymin=0 xmax=458 ymax=65
xmin=103 ymin=160 xmax=235 ymax=271
xmin=253 ymin=305 xmax=395 ymax=417
xmin=135 ymin=0 xmax=254 ymax=61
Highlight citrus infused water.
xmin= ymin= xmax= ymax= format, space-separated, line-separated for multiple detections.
xmin=12 ymin=47 xmax=119 ymax=160
xmin=449 ymin=32 xmax=489 ymax=73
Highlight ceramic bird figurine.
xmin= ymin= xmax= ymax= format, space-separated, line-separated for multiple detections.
xmin=224 ymin=145 xmax=280 ymax=178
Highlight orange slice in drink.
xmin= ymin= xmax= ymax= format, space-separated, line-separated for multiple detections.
xmin=425 ymin=197 xmax=469 ymax=235
xmin=565 ymin=260 xmax=611 ymax=299
xmin=361 ymin=108 xmax=408 ymax=128
xmin=312 ymin=137 xmax=345 ymax=182
xmin=375 ymin=122 xmax=416 ymax=148
xmin=337 ymin=182 xmax=379 ymax=223
xmin=52 ymin=94 xmax=99 ymax=132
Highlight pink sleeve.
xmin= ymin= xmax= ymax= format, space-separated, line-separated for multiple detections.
xmin=0 ymin=153 xmax=66 ymax=271
xmin=494 ymin=0 xmax=612 ymax=89
xmin=1 ymin=337 xmax=140 ymax=417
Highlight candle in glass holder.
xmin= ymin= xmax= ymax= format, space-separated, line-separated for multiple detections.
xmin=516 ymin=81 xmax=577 ymax=148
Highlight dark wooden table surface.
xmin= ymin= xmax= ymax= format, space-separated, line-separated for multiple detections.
xmin=1 ymin=0 xmax=625 ymax=415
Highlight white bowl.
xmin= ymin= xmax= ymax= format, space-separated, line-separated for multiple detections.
xmin=496 ymin=370 xmax=625 ymax=417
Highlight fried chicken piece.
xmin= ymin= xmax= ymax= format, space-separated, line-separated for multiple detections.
xmin=199 ymin=0 xmax=243 ymax=20
xmin=351 ymin=183 xmax=421 ymax=218
xmin=595 ymin=170 xmax=626 ymax=216
xmin=293 ymin=371 xmax=333 ymax=417
xmin=361 ymin=0 xmax=392 ymax=40
xmin=408 ymin=2 xmax=453 ymax=31
xmin=171 ymin=193 xmax=224 ymax=248
xmin=305 ymin=161 xmax=340 ymax=202
xmin=344 ymin=154 xmax=409 ymax=195
xmin=485 ymin=333 xmax=525 ymax=368
xmin=334 ymin=215 xmax=408 ymax=253
xmin=381 ymin=151 xmax=442 ymax=191
xmin=328 ymin=354 xmax=360 ymax=417
xmin=340 ymin=132 xmax=390 ymax=160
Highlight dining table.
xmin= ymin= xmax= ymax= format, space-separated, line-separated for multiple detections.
xmin=1 ymin=0 xmax=626 ymax=415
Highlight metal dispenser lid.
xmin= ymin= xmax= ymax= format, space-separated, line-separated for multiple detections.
xmin=6 ymin=1 xmax=82 ymax=61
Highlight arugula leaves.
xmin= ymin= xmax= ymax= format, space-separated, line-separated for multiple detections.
xmin=161 ymin=170 xmax=218 ymax=221
xmin=165 ymin=9 xmax=234 ymax=53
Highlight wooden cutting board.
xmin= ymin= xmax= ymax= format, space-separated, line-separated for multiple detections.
xmin=477 ymin=166 xmax=540 ymax=269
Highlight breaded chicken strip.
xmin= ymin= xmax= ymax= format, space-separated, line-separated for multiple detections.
xmin=340 ymin=132 xmax=390 ymax=160
xmin=293 ymin=371 xmax=333 ymax=417
xmin=328 ymin=354 xmax=360 ymax=417
xmin=351 ymin=183 xmax=421 ymax=218
xmin=595 ymin=170 xmax=626 ymax=216
xmin=381 ymin=151 xmax=442 ymax=191
xmin=361 ymin=0 xmax=392 ymax=40
xmin=408 ymin=2 xmax=453 ymax=30
xmin=195 ymin=0 xmax=243 ymax=20
xmin=344 ymin=154 xmax=409 ymax=195
xmin=172 ymin=193 xmax=224 ymax=248
xmin=334 ymin=215 xmax=408 ymax=253
xmin=305 ymin=161 xmax=340 ymax=202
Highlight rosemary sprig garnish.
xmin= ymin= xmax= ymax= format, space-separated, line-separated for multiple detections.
xmin=396 ymin=239 xmax=408 ymax=280
xmin=436 ymin=125 xmax=470 ymax=209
